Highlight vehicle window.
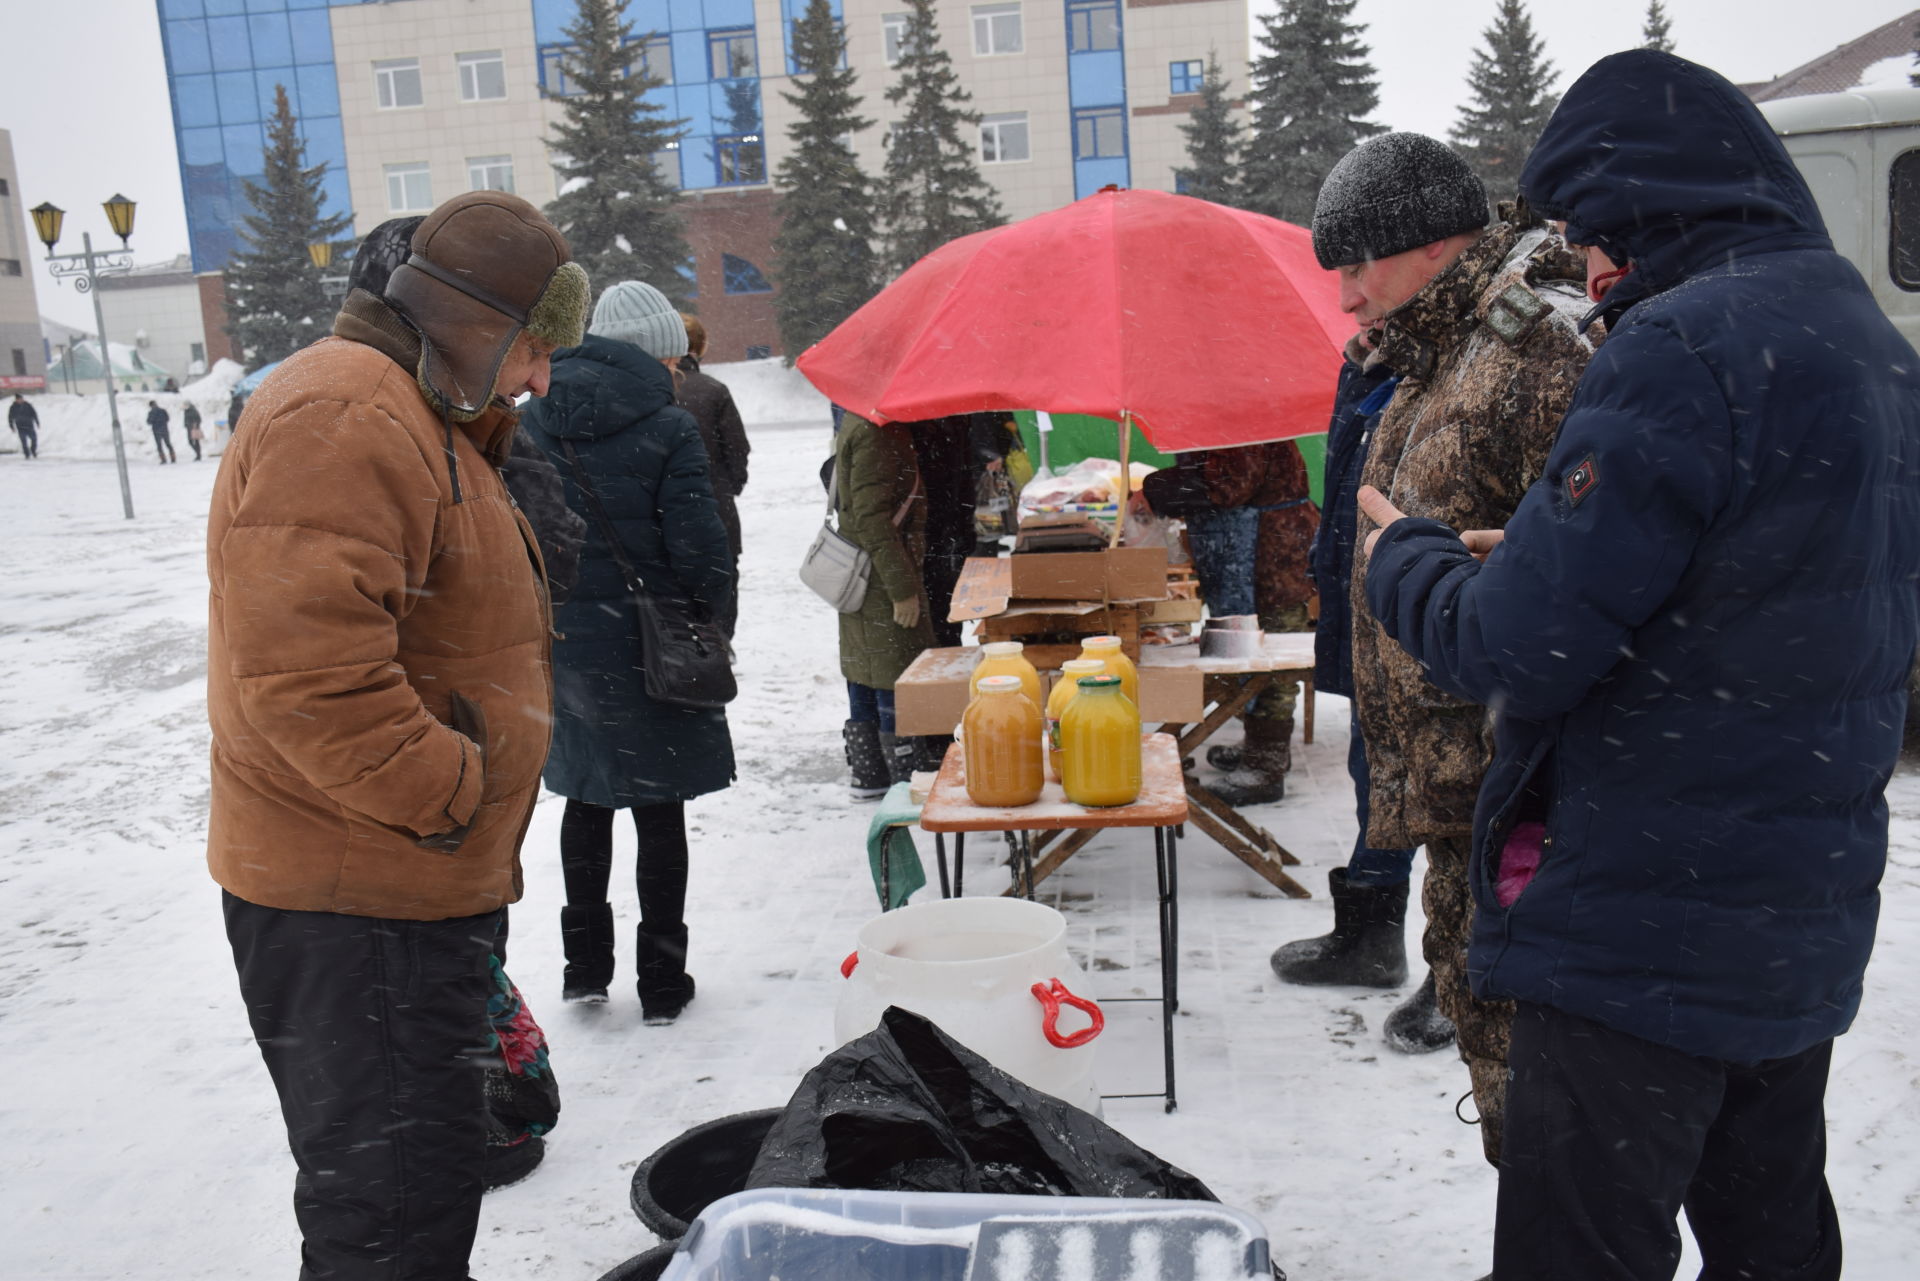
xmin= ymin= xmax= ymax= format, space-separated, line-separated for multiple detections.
xmin=1889 ymin=148 xmax=1920 ymax=291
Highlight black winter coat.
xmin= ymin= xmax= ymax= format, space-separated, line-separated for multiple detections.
xmin=675 ymin=354 xmax=750 ymax=558
xmin=501 ymin=425 xmax=586 ymax=605
xmin=1310 ymin=357 xmax=1395 ymax=698
xmin=1366 ymin=50 xmax=1920 ymax=1062
xmin=521 ymin=336 xmax=736 ymax=809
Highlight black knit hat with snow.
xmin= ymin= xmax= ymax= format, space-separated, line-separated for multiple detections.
xmin=1311 ymin=132 xmax=1490 ymax=269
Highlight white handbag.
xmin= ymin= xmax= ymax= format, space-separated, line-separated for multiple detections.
xmin=799 ymin=465 xmax=873 ymax=613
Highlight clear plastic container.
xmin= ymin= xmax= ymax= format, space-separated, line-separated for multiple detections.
xmin=658 ymin=1187 xmax=1273 ymax=1281
xmin=1045 ymin=659 xmax=1107 ymax=783
xmin=1060 ymin=675 xmax=1142 ymax=808
xmin=962 ymin=675 xmax=1044 ymax=807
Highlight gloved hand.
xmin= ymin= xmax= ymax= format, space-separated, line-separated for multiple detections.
xmin=892 ymin=596 xmax=922 ymax=629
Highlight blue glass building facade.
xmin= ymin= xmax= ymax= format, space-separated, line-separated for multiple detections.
xmin=158 ymin=0 xmax=358 ymax=273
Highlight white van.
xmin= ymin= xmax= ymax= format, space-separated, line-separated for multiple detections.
xmin=1762 ymin=86 xmax=1920 ymax=347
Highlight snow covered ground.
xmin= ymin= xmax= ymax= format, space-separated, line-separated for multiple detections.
xmin=3 ymin=379 xmax=1918 ymax=1279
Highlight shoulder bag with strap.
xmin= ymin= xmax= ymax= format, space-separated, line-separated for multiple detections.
xmin=560 ymin=440 xmax=736 ymax=710
xmin=799 ymin=450 xmax=922 ymax=613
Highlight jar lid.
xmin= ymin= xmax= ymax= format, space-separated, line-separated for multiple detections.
xmin=1060 ymin=658 xmax=1105 ymax=673
xmin=982 ymin=641 xmax=1025 ymax=656
xmin=1082 ymin=636 xmax=1120 ymax=650
xmin=978 ymin=675 xmax=1024 ymax=693
xmin=1077 ymin=674 xmax=1121 ymax=689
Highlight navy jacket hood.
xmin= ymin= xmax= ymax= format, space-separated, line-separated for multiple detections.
xmin=1519 ymin=50 xmax=1832 ymax=320
xmin=535 ymin=334 xmax=675 ymax=442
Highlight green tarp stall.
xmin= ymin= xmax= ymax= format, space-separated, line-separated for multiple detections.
xmin=1013 ymin=410 xmax=1327 ymax=507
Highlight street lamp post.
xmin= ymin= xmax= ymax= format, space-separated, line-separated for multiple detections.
xmin=31 ymin=196 xmax=139 ymax=520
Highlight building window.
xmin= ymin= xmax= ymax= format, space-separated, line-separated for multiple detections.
xmin=458 ymin=50 xmax=507 ymax=102
xmin=0 ymin=177 xmax=9 ymax=196
xmin=375 ymin=58 xmax=423 ymax=109
xmin=1074 ymin=106 xmax=1125 ymax=159
xmin=1893 ymin=149 xmax=1920 ymax=291
xmin=709 ymin=28 xmax=757 ymax=79
xmin=10 ymin=349 xmax=24 ymax=376
xmin=715 ymin=135 xmax=766 ymax=185
xmin=640 ymin=35 xmax=673 ymax=84
xmin=652 ymin=142 xmax=682 ymax=186
xmin=1067 ymin=0 xmax=1121 ymax=54
xmin=882 ymin=12 xmax=910 ymax=65
xmin=746 ymin=344 xmax=772 ymax=360
xmin=468 ymin=155 xmax=515 ymax=193
xmin=538 ymin=45 xmax=577 ymax=96
xmin=722 ymin=254 xmax=773 ymax=295
xmin=385 ymin=162 xmax=433 ymax=212
xmin=1170 ymin=59 xmax=1204 ymax=94
xmin=972 ymin=4 xmax=1022 ymax=56
xmin=190 ymin=342 xmax=206 ymax=367
xmin=980 ymin=112 xmax=1029 ymax=163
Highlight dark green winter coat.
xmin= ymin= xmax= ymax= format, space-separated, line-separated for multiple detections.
xmin=835 ymin=415 xmax=933 ymax=689
xmin=521 ymin=336 xmax=736 ymax=808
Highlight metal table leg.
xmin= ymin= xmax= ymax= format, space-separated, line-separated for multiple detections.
xmin=1154 ymin=824 xmax=1178 ymax=1112
xmin=934 ymin=832 xmax=950 ymax=898
xmin=955 ymin=833 xmax=965 ymax=897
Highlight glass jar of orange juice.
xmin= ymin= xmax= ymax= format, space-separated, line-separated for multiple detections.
xmin=1046 ymin=659 xmax=1106 ymax=783
xmin=964 ymin=675 xmax=1044 ymax=807
xmin=1077 ymin=635 xmax=1138 ymax=707
xmin=1060 ymin=674 xmax=1142 ymax=807
xmin=972 ymin=640 xmax=1043 ymax=709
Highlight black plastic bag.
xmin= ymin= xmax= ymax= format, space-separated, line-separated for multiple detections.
xmin=747 ymin=1007 xmax=1216 ymax=1201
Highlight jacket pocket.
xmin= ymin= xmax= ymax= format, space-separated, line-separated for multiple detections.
xmin=1470 ymin=732 xmax=1555 ymax=914
xmin=416 ymin=691 xmax=488 ymax=854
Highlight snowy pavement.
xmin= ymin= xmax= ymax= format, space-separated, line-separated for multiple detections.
xmin=2 ymin=414 xmax=1918 ymax=1280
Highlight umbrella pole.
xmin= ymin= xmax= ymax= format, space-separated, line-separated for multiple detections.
xmin=1114 ymin=414 xmax=1130 ymax=547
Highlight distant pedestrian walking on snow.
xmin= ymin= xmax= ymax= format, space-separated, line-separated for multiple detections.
xmin=675 ymin=313 xmax=751 ymax=637
xmin=182 ymin=403 xmax=204 ymax=460
xmin=146 ymin=400 xmax=175 ymax=463
xmin=8 ymin=393 xmax=37 ymax=458
xmin=521 ymin=279 xmax=736 ymax=1021
xmin=205 ymin=191 xmax=589 ymax=1281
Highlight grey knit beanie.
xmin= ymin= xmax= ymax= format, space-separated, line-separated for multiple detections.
xmin=589 ymin=280 xmax=690 ymax=360
xmin=1312 ymin=133 xmax=1490 ymax=270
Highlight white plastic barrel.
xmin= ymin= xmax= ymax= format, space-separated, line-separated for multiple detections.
xmin=834 ymin=897 xmax=1104 ymax=1113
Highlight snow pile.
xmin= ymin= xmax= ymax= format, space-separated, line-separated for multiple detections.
xmin=14 ymin=386 xmax=236 ymax=462
xmin=703 ymin=355 xmax=832 ymax=427
xmin=181 ymin=357 xmax=246 ymax=399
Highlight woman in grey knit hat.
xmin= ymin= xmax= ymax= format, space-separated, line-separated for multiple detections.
xmin=521 ymin=280 xmax=737 ymax=1020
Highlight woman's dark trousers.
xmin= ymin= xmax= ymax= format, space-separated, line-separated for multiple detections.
xmin=558 ymin=799 xmax=690 ymax=1001
xmin=224 ymin=890 xmax=502 ymax=1281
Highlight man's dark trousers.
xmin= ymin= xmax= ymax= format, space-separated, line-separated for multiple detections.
xmin=1495 ymin=1001 xmax=1841 ymax=1281
xmin=152 ymin=425 xmax=176 ymax=463
xmin=15 ymin=425 xmax=36 ymax=458
xmin=225 ymin=891 xmax=503 ymax=1281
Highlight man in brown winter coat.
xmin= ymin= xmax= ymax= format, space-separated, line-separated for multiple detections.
xmin=1315 ymin=133 xmax=1595 ymax=1165
xmin=206 ymin=191 xmax=589 ymax=1278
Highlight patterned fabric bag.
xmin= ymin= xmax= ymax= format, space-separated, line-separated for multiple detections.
xmin=484 ymin=954 xmax=560 ymax=1143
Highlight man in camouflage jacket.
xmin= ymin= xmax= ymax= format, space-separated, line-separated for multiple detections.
xmin=1315 ymin=133 xmax=1596 ymax=1164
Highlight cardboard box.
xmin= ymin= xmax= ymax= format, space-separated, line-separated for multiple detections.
xmin=1009 ymin=546 xmax=1168 ymax=602
xmin=892 ymin=646 xmax=1206 ymax=736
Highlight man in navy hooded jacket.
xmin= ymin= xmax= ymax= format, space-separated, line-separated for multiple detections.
xmin=1359 ymin=51 xmax=1920 ymax=1278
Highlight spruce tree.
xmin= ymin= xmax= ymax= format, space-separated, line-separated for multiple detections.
xmin=545 ymin=0 xmax=693 ymax=307
xmin=223 ymin=84 xmax=352 ymax=369
xmin=878 ymin=0 xmax=1004 ymax=277
xmin=1449 ymin=0 xmax=1559 ymax=200
xmin=1174 ymin=54 xmax=1246 ymax=208
xmin=772 ymin=0 xmax=879 ymax=360
xmin=1240 ymin=0 xmax=1382 ymax=226
xmin=1642 ymin=1 xmax=1675 ymax=53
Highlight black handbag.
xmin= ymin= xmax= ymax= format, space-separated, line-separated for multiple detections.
xmin=559 ymin=441 xmax=736 ymax=710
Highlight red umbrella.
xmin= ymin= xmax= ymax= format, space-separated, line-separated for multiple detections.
xmin=796 ymin=188 xmax=1351 ymax=452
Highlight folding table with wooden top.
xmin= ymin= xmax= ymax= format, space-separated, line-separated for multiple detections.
xmin=917 ymin=732 xmax=1188 ymax=1109
xmin=1138 ymin=633 xmax=1318 ymax=899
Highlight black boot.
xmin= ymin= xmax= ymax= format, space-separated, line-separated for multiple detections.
xmin=1383 ymin=969 xmax=1456 ymax=1054
xmin=559 ymin=903 xmax=614 ymax=1003
xmin=876 ymin=730 xmax=917 ymax=786
xmin=637 ymin=926 xmax=696 ymax=1025
xmin=1209 ymin=719 xmax=1292 ymax=807
xmin=844 ymin=719 xmax=889 ymax=800
xmin=1205 ymin=743 xmax=1243 ymax=771
xmin=1268 ymin=867 xmax=1408 ymax=988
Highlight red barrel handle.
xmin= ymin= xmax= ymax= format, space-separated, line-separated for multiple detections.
xmin=1030 ymin=977 xmax=1104 ymax=1048
xmin=841 ymin=950 xmax=859 ymax=978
